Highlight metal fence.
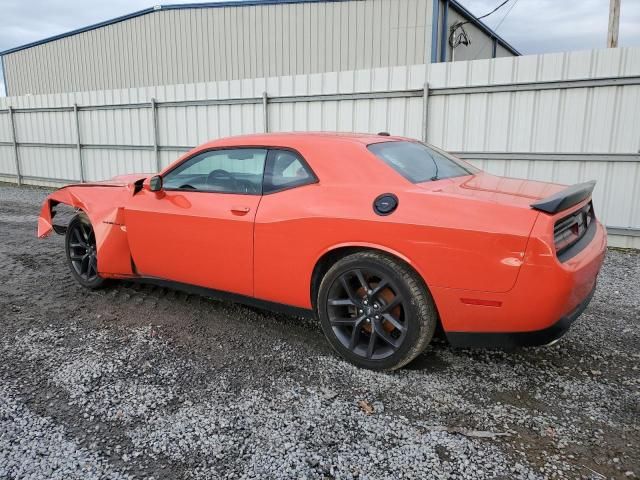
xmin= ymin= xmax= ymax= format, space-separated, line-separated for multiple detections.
xmin=0 ymin=89 xmax=428 ymax=184
xmin=1 ymin=47 xmax=639 ymax=247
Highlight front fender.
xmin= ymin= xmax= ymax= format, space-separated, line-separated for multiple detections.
xmin=37 ymin=185 xmax=136 ymax=276
xmin=37 ymin=188 xmax=90 ymax=238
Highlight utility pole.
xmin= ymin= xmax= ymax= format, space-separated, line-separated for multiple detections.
xmin=607 ymin=0 xmax=621 ymax=48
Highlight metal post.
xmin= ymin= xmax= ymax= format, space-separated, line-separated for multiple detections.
xmin=439 ymin=0 xmax=450 ymax=62
xmin=73 ymin=103 xmax=85 ymax=182
xmin=8 ymin=106 xmax=21 ymax=185
xmin=151 ymin=98 xmax=161 ymax=172
xmin=1 ymin=56 xmax=9 ymax=97
xmin=430 ymin=0 xmax=440 ymax=63
xmin=262 ymin=91 xmax=269 ymax=133
xmin=607 ymin=0 xmax=621 ymax=48
xmin=422 ymin=82 xmax=430 ymax=143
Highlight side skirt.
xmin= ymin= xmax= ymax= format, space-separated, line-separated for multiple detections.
xmin=131 ymin=277 xmax=316 ymax=319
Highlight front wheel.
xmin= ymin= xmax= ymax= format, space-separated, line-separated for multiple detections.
xmin=65 ymin=213 xmax=106 ymax=289
xmin=317 ymin=251 xmax=437 ymax=371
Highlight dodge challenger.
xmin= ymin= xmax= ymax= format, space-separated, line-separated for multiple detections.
xmin=37 ymin=133 xmax=606 ymax=370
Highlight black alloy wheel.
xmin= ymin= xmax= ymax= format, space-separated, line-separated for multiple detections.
xmin=65 ymin=214 xmax=105 ymax=289
xmin=327 ymin=268 xmax=406 ymax=360
xmin=317 ymin=251 xmax=437 ymax=370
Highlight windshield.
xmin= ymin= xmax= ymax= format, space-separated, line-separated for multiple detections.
xmin=368 ymin=141 xmax=478 ymax=183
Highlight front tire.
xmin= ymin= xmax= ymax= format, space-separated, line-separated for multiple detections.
xmin=317 ymin=251 xmax=437 ymax=370
xmin=65 ymin=213 xmax=106 ymax=289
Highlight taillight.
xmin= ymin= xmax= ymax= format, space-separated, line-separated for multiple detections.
xmin=554 ymin=202 xmax=594 ymax=259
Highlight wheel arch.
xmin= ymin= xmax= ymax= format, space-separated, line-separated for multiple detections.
xmin=38 ymin=188 xmax=93 ymax=238
xmin=309 ymin=242 xmax=430 ymax=311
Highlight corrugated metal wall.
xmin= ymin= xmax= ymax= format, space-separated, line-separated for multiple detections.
xmin=2 ymin=0 xmax=435 ymax=96
xmin=426 ymin=47 xmax=640 ymax=248
xmin=0 ymin=47 xmax=639 ymax=247
xmin=433 ymin=0 xmax=511 ymax=62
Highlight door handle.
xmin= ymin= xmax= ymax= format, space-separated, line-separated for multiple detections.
xmin=230 ymin=206 xmax=251 ymax=215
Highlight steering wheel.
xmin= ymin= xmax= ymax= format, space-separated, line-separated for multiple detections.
xmin=206 ymin=169 xmax=238 ymax=191
xmin=236 ymin=179 xmax=259 ymax=194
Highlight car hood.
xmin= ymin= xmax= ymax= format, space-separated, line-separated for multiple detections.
xmin=109 ymin=173 xmax=152 ymax=184
xmin=91 ymin=173 xmax=151 ymax=186
xmin=59 ymin=173 xmax=151 ymax=189
xmin=418 ymin=173 xmax=566 ymax=209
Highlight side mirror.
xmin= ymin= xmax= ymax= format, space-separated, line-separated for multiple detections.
xmin=149 ymin=175 xmax=163 ymax=192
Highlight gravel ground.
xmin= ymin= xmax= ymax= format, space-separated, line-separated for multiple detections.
xmin=0 ymin=183 xmax=638 ymax=480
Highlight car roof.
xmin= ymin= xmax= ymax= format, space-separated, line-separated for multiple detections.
xmin=162 ymin=131 xmax=420 ymax=185
xmin=199 ymin=132 xmax=410 ymax=149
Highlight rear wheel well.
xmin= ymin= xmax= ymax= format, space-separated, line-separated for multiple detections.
xmin=310 ymin=246 xmax=432 ymax=311
xmin=310 ymin=246 xmax=444 ymax=339
xmin=311 ymin=247 xmax=361 ymax=310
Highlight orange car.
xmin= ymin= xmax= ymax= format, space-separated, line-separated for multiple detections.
xmin=37 ymin=133 xmax=606 ymax=370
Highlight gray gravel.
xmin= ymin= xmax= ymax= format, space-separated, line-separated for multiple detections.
xmin=0 ymin=183 xmax=638 ymax=479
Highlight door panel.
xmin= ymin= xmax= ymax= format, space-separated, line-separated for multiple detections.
xmin=125 ymin=190 xmax=260 ymax=297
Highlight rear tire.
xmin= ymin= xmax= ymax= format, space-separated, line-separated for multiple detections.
xmin=317 ymin=251 xmax=437 ymax=370
xmin=65 ymin=213 xmax=106 ymax=290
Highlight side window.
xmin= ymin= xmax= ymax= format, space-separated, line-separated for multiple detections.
xmin=163 ymin=149 xmax=267 ymax=194
xmin=263 ymin=150 xmax=316 ymax=194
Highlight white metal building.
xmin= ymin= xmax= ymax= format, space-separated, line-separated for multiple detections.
xmin=0 ymin=0 xmax=519 ymax=96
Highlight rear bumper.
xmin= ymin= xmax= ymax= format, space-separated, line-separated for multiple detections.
xmin=430 ymin=214 xmax=606 ymax=344
xmin=445 ymin=284 xmax=596 ymax=348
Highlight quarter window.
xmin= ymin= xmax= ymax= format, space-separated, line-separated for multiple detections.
xmin=163 ymin=148 xmax=267 ymax=194
xmin=263 ymin=150 xmax=316 ymax=194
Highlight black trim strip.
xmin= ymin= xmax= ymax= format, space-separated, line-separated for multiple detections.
xmin=132 ymin=277 xmax=315 ymax=319
xmin=445 ymin=285 xmax=596 ymax=349
xmin=530 ymin=181 xmax=596 ymax=214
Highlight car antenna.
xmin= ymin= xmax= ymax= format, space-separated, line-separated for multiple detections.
xmin=424 ymin=149 xmax=440 ymax=181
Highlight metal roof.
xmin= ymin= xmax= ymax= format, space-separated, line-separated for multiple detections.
xmin=0 ymin=0 xmax=520 ymax=57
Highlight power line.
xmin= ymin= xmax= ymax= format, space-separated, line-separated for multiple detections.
xmin=474 ymin=0 xmax=514 ymax=21
xmin=448 ymin=0 xmax=517 ymax=58
xmin=473 ymin=0 xmax=521 ymax=60
xmin=454 ymin=0 xmax=515 ymax=29
xmin=492 ymin=0 xmax=520 ymax=32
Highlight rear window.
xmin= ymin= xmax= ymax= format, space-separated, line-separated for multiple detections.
xmin=368 ymin=141 xmax=477 ymax=183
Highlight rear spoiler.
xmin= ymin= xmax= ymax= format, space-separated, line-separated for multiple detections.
xmin=530 ymin=180 xmax=596 ymax=214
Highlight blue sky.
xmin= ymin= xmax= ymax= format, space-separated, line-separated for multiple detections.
xmin=1 ymin=0 xmax=639 ymax=96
